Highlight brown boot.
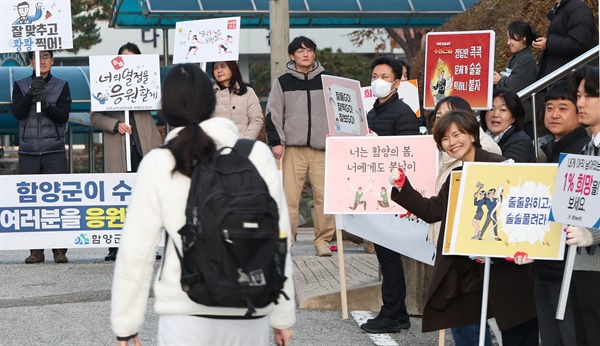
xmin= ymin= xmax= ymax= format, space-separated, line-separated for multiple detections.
xmin=52 ymin=249 xmax=68 ymax=263
xmin=25 ymin=250 xmax=45 ymax=264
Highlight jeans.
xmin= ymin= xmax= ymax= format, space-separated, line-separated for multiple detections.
xmin=451 ymin=322 xmax=492 ymax=346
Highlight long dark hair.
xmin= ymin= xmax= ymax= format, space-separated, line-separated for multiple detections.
xmin=161 ymin=63 xmax=217 ymax=177
xmin=213 ymin=61 xmax=248 ymax=95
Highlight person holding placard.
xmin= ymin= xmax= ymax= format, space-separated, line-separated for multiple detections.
xmin=426 ymin=96 xmax=501 ymax=243
xmin=211 ymin=61 xmax=264 ymax=140
xmin=90 ymin=42 xmax=163 ymax=262
xmin=564 ymin=65 xmax=600 ymax=345
xmin=526 ymin=80 xmax=590 ymax=345
xmin=265 ymin=36 xmax=335 ymax=257
xmin=11 ymin=50 xmax=71 ymax=264
xmin=481 ymin=89 xmax=536 ymax=163
xmin=360 ymin=57 xmax=417 ymax=334
xmin=389 ymin=110 xmax=538 ymax=346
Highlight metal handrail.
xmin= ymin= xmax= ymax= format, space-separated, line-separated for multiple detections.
xmin=518 ymin=45 xmax=599 ymax=100
xmin=515 ymin=45 xmax=599 ymax=160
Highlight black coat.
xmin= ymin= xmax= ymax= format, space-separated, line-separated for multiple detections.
xmin=534 ymin=125 xmax=590 ymax=281
xmin=541 ymin=125 xmax=590 ymax=164
xmin=497 ymin=126 xmax=536 ymax=163
xmin=537 ymin=0 xmax=598 ymax=79
xmin=366 ymin=93 xmax=419 ymax=136
xmin=496 ymin=47 xmax=538 ymax=124
xmin=391 ymin=148 xmax=537 ymax=332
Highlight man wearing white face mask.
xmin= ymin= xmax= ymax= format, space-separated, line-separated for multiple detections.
xmin=360 ymin=57 xmax=419 ymax=334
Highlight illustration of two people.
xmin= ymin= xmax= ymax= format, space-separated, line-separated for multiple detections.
xmin=347 ymin=177 xmax=393 ymax=211
xmin=471 ymin=181 xmax=504 ymax=241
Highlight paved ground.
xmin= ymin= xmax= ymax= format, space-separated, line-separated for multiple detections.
xmin=0 ymin=228 xmax=458 ymax=345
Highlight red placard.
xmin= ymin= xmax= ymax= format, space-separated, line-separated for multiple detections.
xmin=423 ymin=31 xmax=495 ymax=110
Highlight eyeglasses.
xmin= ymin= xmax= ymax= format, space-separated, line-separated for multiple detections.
xmin=33 ymin=55 xmax=52 ymax=61
xmin=295 ymin=48 xmax=315 ymax=54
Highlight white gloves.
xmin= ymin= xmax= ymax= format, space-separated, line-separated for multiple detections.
xmin=565 ymin=225 xmax=593 ymax=247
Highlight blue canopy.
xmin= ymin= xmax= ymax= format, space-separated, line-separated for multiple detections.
xmin=110 ymin=0 xmax=480 ymax=29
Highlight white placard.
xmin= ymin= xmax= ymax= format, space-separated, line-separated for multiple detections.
xmin=173 ymin=17 xmax=241 ymax=64
xmin=0 ymin=173 xmax=137 ymax=250
xmin=550 ymin=153 xmax=600 ymax=228
xmin=89 ymin=54 xmax=161 ymax=111
xmin=0 ymin=0 xmax=73 ymax=53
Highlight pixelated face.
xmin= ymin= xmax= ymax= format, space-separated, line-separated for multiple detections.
xmin=30 ymin=51 xmax=53 ymax=76
xmin=213 ymin=62 xmax=232 ymax=86
xmin=371 ymin=64 xmax=396 ymax=83
xmin=486 ymin=96 xmax=515 ymax=136
xmin=290 ymin=44 xmax=315 ymax=72
xmin=18 ymin=4 xmax=29 ymax=17
xmin=506 ymin=31 xmax=526 ymax=54
xmin=441 ymin=123 xmax=476 ymax=161
xmin=544 ymin=98 xmax=579 ymax=140
xmin=576 ymin=79 xmax=600 ymax=130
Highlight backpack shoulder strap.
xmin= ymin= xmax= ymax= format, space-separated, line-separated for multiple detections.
xmin=233 ymin=139 xmax=255 ymax=158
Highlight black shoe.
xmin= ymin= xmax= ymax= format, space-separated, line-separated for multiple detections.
xmin=360 ymin=315 xmax=404 ymax=333
xmin=365 ymin=313 xmax=385 ymax=324
xmin=156 ymin=252 xmax=162 ymax=260
xmin=105 ymin=250 xmax=117 ymax=261
xmin=397 ymin=315 xmax=411 ymax=330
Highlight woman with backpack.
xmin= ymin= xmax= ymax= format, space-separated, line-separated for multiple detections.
xmin=111 ymin=63 xmax=295 ymax=346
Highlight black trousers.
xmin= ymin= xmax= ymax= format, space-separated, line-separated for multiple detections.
xmin=19 ymin=152 xmax=66 ymax=174
xmin=19 ymin=152 xmax=67 ymax=253
xmin=374 ymin=243 xmax=408 ymax=320
xmin=571 ymin=270 xmax=600 ymax=346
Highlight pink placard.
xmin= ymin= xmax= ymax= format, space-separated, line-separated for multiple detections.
xmin=324 ymin=136 xmax=438 ymax=214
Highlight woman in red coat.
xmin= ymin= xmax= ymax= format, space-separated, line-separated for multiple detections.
xmin=389 ymin=110 xmax=538 ymax=345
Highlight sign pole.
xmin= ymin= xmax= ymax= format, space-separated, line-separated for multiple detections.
xmin=556 ymin=244 xmax=577 ymax=319
xmin=124 ymin=110 xmax=132 ymax=172
xmin=35 ymin=50 xmax=41 ymax=113
xmin=335 ymin=214 xmax=349 ymax=319
xmin=478 ymin=257 xmax=491 ymax=346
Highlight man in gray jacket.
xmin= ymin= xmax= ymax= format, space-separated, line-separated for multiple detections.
xmin=11 ymin=50 xmax=71 ymax=264
xmin=265 ymin=36 xmax=335 ymax=256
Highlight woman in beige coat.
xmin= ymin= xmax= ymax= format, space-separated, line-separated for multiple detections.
xmin=212 ymin=61 xmax=264 ymax=139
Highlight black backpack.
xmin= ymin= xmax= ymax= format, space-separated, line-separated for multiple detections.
xmin=173 ymin=139 xmax=289 ymax=316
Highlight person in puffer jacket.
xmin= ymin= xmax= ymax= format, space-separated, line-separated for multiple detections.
xmin=11 ymin=49 xmax=71 ymax=264
xmin=265 ymin=36 xmax=335 ymax=257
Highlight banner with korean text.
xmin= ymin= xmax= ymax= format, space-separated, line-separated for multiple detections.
xmin=0 ymin=0 xmax=73 ymax=53
xmin=444 ymin=162 xmax=565 ymax=260
xmin=423 ymin=30 xmax=495 ymax=110
xmin=89 ymin=54 xmax=161 ymax=111
xmin=0 ymin=173 xmax=136 ymax=250
xmin=325 ymin=136 xmax=438 ymax=265
xmin=322 ymin=75 xmax=369 ymax=136
xmin=324 ymin=136 xmax=437 ymax=214
xmin=550 ymin=153 xmax=600 ymax=228
xmin=173 ymin=17 xmax=241 ymax=64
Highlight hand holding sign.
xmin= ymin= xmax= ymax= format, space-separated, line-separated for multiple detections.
xmin=389 ymin=167 xmax=406 ymax=189
xmin=565 ymin=225 xmax=593 ymax=247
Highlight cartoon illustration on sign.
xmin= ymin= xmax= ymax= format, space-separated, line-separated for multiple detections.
xmin=93 ymin=92 xmax=109 ymax=105
xmin=13 ymin=1 xmax=43 ymax=25
xmin=217 ymin=35 xmax=233 ymax=54
xmin=347 ymin=177 xmax=373 ymax=211
xmin=430 ymin=58 xmax=453 ymax=105
xmin=479 ymin=185 xmax=504 ymax=240
xmin=186 ymin=31 xmax=204 ymax=59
